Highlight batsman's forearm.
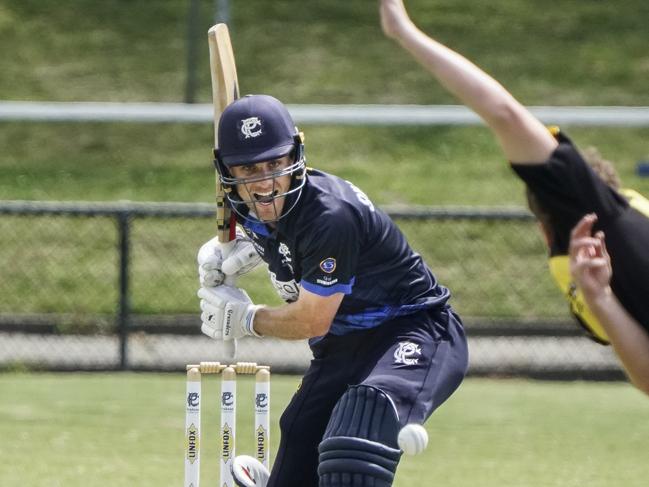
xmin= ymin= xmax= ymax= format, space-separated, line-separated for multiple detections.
xmin=253 ymin=303 xmax=330 ymax=340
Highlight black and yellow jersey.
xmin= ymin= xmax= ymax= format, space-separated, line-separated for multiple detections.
xmin=511 ymin=131 xmax=649 ymax=343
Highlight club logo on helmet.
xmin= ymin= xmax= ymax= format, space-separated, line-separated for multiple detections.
xmin=239 ymin=116 xmax=263 ymax=139
xmin=216 ymin=95 xmax=307 ymax=223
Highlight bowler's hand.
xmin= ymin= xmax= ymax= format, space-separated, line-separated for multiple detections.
xmin=197 ymin=228 xmax=262 ymax=287
xmin=569 ymin=214 xmax=613 ymax=301
xmin=380 ymin=0 xmax=414 ymax=40
xmin=198 ymin=286 xmax=263 ymax=341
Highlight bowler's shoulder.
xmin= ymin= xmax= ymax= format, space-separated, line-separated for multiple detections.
xmin=510 ymin=129 xmax=586 ymax=177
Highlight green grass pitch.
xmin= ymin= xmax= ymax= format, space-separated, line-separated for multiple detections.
xmin=1 ymin=373 xmax=647 ymax=487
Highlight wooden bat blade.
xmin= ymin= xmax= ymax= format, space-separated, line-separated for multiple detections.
xmin=208 ymin=23 xmax=239 ymax=243
xmin=208 ymin=23 xmax=240 ymax=144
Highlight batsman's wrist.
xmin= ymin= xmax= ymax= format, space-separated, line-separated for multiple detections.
xmin=246 ymin=304 xmax=265 ymax=337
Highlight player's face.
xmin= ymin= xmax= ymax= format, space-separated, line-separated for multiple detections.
xmin=230 ymin=155 xmax=293 ymax=222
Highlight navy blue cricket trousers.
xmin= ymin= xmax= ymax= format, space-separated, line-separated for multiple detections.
xmin=267 ymin=305 xmax=469 ymax=487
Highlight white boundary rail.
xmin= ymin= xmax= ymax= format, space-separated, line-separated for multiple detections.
xmin=2 ymin=101 xmax=649 ymax=126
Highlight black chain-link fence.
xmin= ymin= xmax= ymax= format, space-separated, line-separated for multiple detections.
xmin=0 ymin=200 xmax=622 ymax=378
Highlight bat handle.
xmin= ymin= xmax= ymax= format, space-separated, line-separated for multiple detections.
xmin=225 ymin=339 xmax=237 ymax=360
xmin=223 ymin=274 xmax=238 ymax=360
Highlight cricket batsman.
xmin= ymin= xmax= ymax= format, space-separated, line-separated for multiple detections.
xmin=196 ymin=94 xmax=469 ymax=486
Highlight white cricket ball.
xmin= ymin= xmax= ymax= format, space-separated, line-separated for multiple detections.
xmin=397 ymin=424 xmax=429 ymax=455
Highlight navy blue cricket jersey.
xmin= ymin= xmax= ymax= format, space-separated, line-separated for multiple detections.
xmin=238 ymin=168 xmax=451 ymax=340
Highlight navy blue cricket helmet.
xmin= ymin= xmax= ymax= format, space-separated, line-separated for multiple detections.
xmin=214 ymin=95 xmax=306 ymax=221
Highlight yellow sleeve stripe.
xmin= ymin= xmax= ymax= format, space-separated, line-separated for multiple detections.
xmin=548 ymin=256 xmax=610 ymax=344
xmin=547 ymin=125 xmax=561 ymax=137
xmin=620 ymin=188 xmax=649 ymax=218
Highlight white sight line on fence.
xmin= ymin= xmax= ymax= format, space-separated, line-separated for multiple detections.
xmin=2 ymin=101 xmax=649 ymax=126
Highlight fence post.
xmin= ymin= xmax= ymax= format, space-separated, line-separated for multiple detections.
xmin=117 ymin=211 xmax=132 ymax=370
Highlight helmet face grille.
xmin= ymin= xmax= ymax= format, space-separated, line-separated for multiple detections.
xmin=222 ymin=156 xmax=307 ymax=224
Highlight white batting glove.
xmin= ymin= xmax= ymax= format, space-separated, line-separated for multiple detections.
xmin=198 ymin=286 xmax=264 ymax=341
xmin=197 ymin=228 xmax=262 ymax=287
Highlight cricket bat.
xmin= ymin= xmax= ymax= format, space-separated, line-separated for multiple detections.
xmin=208 ymin=24 xmax=239 ymax=364
xmin=208 ymin=23 xmax=239 ymax=244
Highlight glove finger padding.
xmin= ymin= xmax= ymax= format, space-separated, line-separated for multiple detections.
xmin=198 ymin=286 xmax=261 ymax=341
xmin=197 ymin=231 xmax=260 ymax=287
xmin=200 ymin=308 xmax=223 ymax=339
xmin=199 ymin=250 xmax=224 ymax=270
xmin=197 ymin=236 xmax=225 ymax=265
xmin=198 ymin=237 xmax=227 ymax=286
xmin=222 ymin=242 xmax=262 ymax=276
xmin=199 ymin=296 xmax=226 ymax=340
xmin=198 ymin=285 xmax=252 ymax=306
xmin=200 ymin=267 xmax=225 ymax=287
xmin=201 ymin=322 xmax=222 ymax=339
xmin=200 ymin=299 xmax=222 ymax=314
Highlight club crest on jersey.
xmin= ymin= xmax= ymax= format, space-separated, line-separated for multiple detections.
xmin=319 ymin=257 xmax=336 ymax=274
xmin=393 ymin=341 xmax=422 ymax=366
xmin=278 ymin=242 xmax=294 ymax=273
xmin=239 ymin=116 xmax=263 ymax=139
